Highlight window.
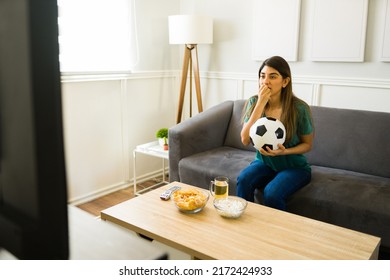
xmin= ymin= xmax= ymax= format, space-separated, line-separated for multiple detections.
xmin=57 ymin=0 xmax=138 ymax=73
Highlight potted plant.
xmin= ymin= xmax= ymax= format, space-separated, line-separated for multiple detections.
xmin=156 ymin=128 xmax=168 ymax=150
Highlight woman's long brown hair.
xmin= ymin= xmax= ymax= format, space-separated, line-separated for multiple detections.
xmin=242 ymin=56 xmax=310 ymax=143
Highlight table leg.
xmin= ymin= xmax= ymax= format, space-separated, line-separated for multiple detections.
xmin=132 ymin=146 xmax=169 ymax=195
xmin=133 ymin=150 xmax=137 ymax=195
xmin=162 ymin=158 xmax=165 ymax=182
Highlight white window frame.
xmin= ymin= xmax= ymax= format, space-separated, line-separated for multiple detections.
xmin=57 ymin=0 xmax=138 ymax=74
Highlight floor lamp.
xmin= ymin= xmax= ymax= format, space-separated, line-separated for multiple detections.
xmin=169 ymin=15 xmax=213 ymax=123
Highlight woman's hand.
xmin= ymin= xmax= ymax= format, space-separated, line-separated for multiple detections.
xmin=241 ymin=85 xmax=273 ymax=146
xmin=258 ymin=84 xmax=271 ymax=106
xmin=259 ymin=133 xmax=314 ymax=157
xmin=259 ymin=143 xmax=286 ymax=157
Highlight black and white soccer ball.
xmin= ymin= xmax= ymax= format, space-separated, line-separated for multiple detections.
xmin=249 ymin=117 xmax=286 ymax=151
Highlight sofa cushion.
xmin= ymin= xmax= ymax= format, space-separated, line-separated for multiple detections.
xmin=169 ymin=100 xmax=234 ymax=182
xmin=178 ymin=146 xmax=254 ymax=195
xmin=307 ymin=106 xmax=390 ymax=178
xmin=224 ymin=99 xmax=256 ymax=152
xmin=285 ymin=166 xmax=390 ymax=248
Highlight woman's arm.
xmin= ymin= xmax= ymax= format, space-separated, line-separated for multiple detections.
xmin=260 ymin=133 xmax=313 ymax=157
xmin=241 ymin=85 xmax=271 ymax=145
xmin=241 ymin=109 xmax=263 ymax=146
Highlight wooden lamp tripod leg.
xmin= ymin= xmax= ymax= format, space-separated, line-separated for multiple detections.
xmin=176 ymin=46 xmax=191 ymax=124
xmin=176 ymin=44 xmax=203 ymax=124
xmin=192 ymin=45 xmax=203 ymax=113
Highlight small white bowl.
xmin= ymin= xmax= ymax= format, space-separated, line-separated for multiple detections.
xmin=213 ymin=196 xmax=247 ymax=218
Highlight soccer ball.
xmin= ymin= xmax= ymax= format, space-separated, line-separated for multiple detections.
xmin=249 ymin=117 xmax=286 ymax=151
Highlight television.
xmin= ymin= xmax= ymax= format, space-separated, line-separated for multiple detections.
xmin=0 ymin=0 xmax=69 ymax=259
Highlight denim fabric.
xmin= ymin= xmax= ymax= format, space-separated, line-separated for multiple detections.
xmin=237 ymin=160 xmax=311 ymax=210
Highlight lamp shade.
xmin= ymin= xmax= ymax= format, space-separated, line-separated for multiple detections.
xmin=168 ymin=15 xmax=213 ymax=45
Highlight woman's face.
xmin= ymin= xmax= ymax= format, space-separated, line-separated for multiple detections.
xmin=259 ymin=66 xmax=289 ymax=96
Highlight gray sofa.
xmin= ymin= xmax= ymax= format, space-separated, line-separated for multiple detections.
xmin=169 ymin=99 xmax=390 ymax=257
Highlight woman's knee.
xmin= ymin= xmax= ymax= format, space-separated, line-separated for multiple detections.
xmin=263 ymin=187 xmax=286 ymax=210
xmin=237 ymin=171 xmax=249 ymax=187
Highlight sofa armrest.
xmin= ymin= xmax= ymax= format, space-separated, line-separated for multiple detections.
xmin=168 ymin=100 xmax=234 ymax=182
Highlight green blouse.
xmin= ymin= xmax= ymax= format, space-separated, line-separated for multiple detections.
xmin=244 ymin=97 xmax=313 ymax=172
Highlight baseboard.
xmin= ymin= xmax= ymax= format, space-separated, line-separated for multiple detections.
xmin=68 ymin=168 xmax=168 ymax=205
xmin=68 ymin=182 xmax=131 ymax=205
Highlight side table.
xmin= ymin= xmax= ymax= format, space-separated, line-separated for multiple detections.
xmin=133 ymin=141 xmax=169 ymax=195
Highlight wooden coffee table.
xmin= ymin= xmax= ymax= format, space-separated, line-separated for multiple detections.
xmin=101 ymin=182 xmax=380 ymax=260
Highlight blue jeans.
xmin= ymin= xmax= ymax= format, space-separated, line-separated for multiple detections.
xmin=236 ymin=160 xmax=311 ymax=211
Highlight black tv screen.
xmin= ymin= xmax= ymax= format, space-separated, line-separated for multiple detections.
xmin=0 ymin=0 xmax=69 ymax=259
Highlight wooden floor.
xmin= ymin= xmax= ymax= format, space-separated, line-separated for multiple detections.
xmin=76 ymin=177 xmax=167 ymax=217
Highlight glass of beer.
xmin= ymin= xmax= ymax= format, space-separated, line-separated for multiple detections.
xmin=210 ymin=176 xmax=229 ymax=199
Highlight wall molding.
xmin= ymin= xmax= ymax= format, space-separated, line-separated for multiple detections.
xmin=294 ymin=75 xmax=390 ymax=89
xmin=204 ymin=71 xmax=390 ymax=110
xmin=252 ymin=0 xmax=301 ymax=61
xmin=203 ymin=71 xmax=390 ymax=89
xmin=310 ymin=0 xmax=368 ymax=62
xmin=61 ymin=70 xmax=390 ymax=90
xmin=380 ymin=0 xmax=390 ymax=61
xmin=61 ymin=70 xmax=178 ymax=83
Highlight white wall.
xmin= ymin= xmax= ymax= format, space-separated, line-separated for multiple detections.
xmin=63 ymin=72 xmax=178 ymax=203
xmin=64 ymin=0 xmax=390 ymax=203
xmin=181 ymin=0 xmax=390 ymax=77
xmin=64 ymin=0 xmax=181 ymax=203
xmin=181 ymin=0 xmax=390 ymax=110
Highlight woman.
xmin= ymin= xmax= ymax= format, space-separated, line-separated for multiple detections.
xmin=237 ymin=56 xmax=314 ymax=211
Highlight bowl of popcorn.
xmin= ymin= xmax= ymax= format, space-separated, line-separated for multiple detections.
xmin=172 ymin=188 xmax=209 ymax=214
xmin=213 ymin=196 xmax=247 ymax=218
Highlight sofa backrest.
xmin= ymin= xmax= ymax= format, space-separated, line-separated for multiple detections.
xmin=224 ymin=100 xmax=390 ymax=178
xmin=224 ymin=99 xmax=256 ymax=152
xmin=307 ymin=106 xmax=390 ymax=178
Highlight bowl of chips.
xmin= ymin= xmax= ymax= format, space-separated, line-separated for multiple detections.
xmin=172 ymin=188 xmax=209 ymax=214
